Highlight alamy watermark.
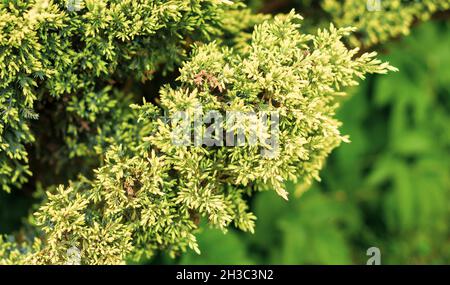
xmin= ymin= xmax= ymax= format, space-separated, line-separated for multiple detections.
xmin=169 ymin=105 xmax=280 ymax=159
xmin=366 ymin=247 xmax=381 ymax=265
xmin=66 ymin=246 xmax=81 ymax=265
xmin=66 ymin=0 xmax=83 ymax=12
xmin=367 ymin=0 xmax=382 ymax=12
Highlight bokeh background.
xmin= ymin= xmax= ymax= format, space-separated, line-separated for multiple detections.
xmin=1 ymin=1 xmax=449 ymax=265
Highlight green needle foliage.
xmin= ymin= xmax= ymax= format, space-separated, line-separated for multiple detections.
xmin=0 ymin=0 xmax=239 ymax=192
xmin=178 ymin=20 xmax=450 ymax=265
xmin=0 ymin=0 xmax=397 ymax=264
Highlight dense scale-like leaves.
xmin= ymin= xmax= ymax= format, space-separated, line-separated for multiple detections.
xmin=1 ymin=9 xmax=395 ymax=264
xmin=0 ymin=0 xmax=238 ymax=192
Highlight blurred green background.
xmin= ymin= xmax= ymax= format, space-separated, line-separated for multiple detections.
xmin=1 ymin=2 xmax=449 ymax=265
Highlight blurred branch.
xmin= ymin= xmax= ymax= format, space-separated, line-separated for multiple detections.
xmin=432 ymin=9 xmax=450 ymax=20
xmin=259 ymin=0 xmax=291 ymax=14
xmin=367 ymin=9 xmax=450 ymax=55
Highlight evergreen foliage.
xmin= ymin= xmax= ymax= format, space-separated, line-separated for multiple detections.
xmin=179 ymin=21 xmax=450 ymax=265
xmin=2 ymin=0 xmax=446 ymax=265
xmin=0 ymin=0 xmax=240 ymax=192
